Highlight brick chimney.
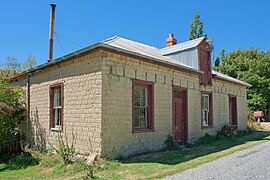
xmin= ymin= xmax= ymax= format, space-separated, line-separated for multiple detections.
xmin=166 ymin=34 xmax=177 ymax=47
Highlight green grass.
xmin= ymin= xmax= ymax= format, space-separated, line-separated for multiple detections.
xmin=0 ymin=131 xmax=270 ymax=180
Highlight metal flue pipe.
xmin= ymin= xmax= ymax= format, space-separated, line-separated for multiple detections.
xmin=48 ymin=4 xmax=56 ymax=62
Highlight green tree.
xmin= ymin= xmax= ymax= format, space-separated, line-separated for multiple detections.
xmin=218 ymin=48 xmax=270 ymax=118
xmin=220 ymin=48 xmax=225 ymax=65
xmin=0 ymin=80 xmax=25 ymax=151
xmin=215 ymin=57 xmax=220 ymax=67
xmin=21 ymin=55 xmax=37 ymax=71
xmin=189 ymin=12 xmax=205 ymax=40
xmin=4 ymin=56 xmax=21 ymax=72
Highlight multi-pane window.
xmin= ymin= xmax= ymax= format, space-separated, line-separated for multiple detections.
xmin=132 ymin=80 xmax=154 ymax=132
xmin=134 ymin=86 xmax=148 ymax=128
xmin=202 ymin=94 xmax=209 ymax=126
xmin=50 ymin=83 xmax=63 ymax=130
xmin=202 ymin=93 xmax=212 ymax=127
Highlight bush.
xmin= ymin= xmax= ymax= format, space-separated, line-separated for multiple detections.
xmin=216 ymin=125 xmax=237 ymax=140
xmin=2 ymin=152 xmax=39 ymax=170
xmin=0 ymin=80 xmax=25 ymax=152
xmin=164 ymin=135 xmax=177 ymax=150
xmin=53 ymin=132 xmax=75 ymax=164
xmin=193 ymin=125 xmax=252 ymax=146
xmin=195 ymin=133 xmax=217 ymax=145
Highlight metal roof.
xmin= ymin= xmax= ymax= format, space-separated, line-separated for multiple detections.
xmin=101 ymin=36 xmax=198 ymax=72
xmin=212 ymin=70 xmax=252 ymax=87
xmin=10 ymin=35 xmax=251 ymax=87
xmin=159 ymin=37 xmax=205 ymax=55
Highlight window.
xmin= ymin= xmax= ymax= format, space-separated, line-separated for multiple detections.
xmin=132 ymin=80 xmax=154 ymax=132
xmin=50 ymin=83 xmax=63 ymax=130
xmin=201 ymin=92 xmax=212 ymax=127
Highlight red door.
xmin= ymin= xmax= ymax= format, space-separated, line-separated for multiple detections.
xmin=172 ymin=88 xmax=187 ymax=145
xmin=229 ymin=96 xmax=237 ymax=129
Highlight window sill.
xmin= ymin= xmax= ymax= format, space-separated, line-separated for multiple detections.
xmin=201 ymin=126 xmax=213 ymax=129
xmin=50 ymin=127 xmax=62 ymax=132
xmin=132 ymin=129 xmax=155 ymax=134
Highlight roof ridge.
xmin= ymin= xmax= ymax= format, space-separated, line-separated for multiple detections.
xmin=159 ymin=36 xmax=205 ymax=51
xmin=103 ymin=35 xmax=159 ymax=50
xmin=100 ymin=36 xmax=120 ymax=43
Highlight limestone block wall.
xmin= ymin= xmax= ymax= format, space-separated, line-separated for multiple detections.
xmin=17 ymin=51 xmax=103 ymax=154
xmin=100 ymin=50 xmax=248 ymax=158
xmin=100 ymin=50 xmax=201 ymax=158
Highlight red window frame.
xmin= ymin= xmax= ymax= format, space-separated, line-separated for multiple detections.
xmin=201 ymin=91 xmax=213 ymax=128
xmin=132 ymin=80 xmax=154 ymax=132
xmin=49 ymin=83 xmax=64 ymax=130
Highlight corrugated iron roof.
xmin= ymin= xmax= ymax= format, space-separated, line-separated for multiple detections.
xmin=212 ymin=70 xmax=252 ymax=87
xmin=159 ymin=37 xmax=205 ymax=55
xmin=101 ymin=36 xmax=197 ymax=71
xmin=9 ymin=35 xmax=251 ymax=87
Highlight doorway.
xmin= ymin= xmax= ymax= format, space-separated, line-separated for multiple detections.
xmin=172 ymin=86 xmax=188 ymax=145
xmin=229 ymin=96 xmax=237 ymax=129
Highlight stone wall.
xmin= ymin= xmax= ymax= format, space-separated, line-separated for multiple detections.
xmin=16 ymin=51 xmax=103 ymax=154
xmin=15 ymin=49 xmax=248 ymax=158
xmin=100 ymin=50 xmax=248 ymax=158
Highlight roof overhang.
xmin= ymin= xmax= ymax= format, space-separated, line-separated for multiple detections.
xmin=10 ymin=43 xmax=202 ymax=82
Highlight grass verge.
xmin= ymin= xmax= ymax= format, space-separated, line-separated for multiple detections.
xmin=0 ymin=131 xmax=269 ymax=179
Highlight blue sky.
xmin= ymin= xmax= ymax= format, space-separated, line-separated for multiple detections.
xmin=1 ymin=0 xmax=269 ymax=65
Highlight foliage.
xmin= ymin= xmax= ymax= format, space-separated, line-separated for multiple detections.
xmin=21 ymin=55 xmax=37 ymax=71
xmin=216 ymin=125 xmax=237 ymax=140
xmin=216 ymin=48 xmax=270 ymax=117
xmin=0 ymin=152 xmax=39 ymax=170
xmin=3 ymin=56 xmax=21 ymax=72
xmin=1 ymin=55 xmax=38 ymax=75
xmin=214 ymin=57 xmax=220 ymax=67
xmin=194 ymin=125 xmax=248 ymax=146
xmin=1 ymin=132 xmax=269 ymax=179
xmin=189 ymin=12 xmax=205 ymax=40
xmin=248 ymin=119 xmax=263 ymax=131
xmin=0 ymin=80 xmax=25 ymax=151
xmin=53 ymin=132 xmax=75 ymax=164
xmin=164 ymin=135 xmax=177 ymax=150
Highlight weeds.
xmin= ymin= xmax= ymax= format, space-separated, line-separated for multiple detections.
xmin=164 ymin=135 xmax=177 ymax=150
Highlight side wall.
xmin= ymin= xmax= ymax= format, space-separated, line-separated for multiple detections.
xmin=16 ymin=51 xmax=103 ymax=154
xmin=100 ymin=50 xmax=248 ymax=158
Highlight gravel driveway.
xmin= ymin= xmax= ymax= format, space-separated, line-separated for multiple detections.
xmin=164 ymin=140 xmax=270 ymax=180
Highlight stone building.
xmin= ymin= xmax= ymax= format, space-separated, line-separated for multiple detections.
xmin=11 ymin=35 xmax=251 ymax=158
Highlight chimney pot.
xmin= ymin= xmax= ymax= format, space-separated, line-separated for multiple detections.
xmin=166 ymin=33 xmax=177 ymax=47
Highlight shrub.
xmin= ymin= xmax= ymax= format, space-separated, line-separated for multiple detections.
xmin=195 ymin=133 xmax=217 ymax=145
xmin=164 ymin=135 xmax=177 ymax=150
xmin=0 ymin=80 xmax=25 ymax=152
xmin=52 ymin=132 xmax=75 ymax=164
xmin=216 ymin=125 xmax=237 ymax=140
xmin=6 ymin=152 xmax=39 ymax=170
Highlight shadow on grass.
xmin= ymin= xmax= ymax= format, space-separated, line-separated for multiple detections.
xmin=0 ymin=152 xmax=39 ymax=172
xmin=120 ymin=131 xmax=270 ymax=165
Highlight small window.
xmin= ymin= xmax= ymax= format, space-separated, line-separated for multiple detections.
xmin=132 ymin=80 xmax=154 ymax=132
xmin=50 ymin=83 xmax=63 ymax=130
xmin=201 ymin=92 xmax=212 ymax=127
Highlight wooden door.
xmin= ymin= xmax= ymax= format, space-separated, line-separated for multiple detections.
xmin=172 ymin=88 xmax=187 ymax=145
xmin=229 ymin=96 xmax=237 ymax=128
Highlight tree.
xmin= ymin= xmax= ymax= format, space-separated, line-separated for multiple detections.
xmin=218 ymin=48 xmax=270 ymax=119
xmin=4 ymin=56 xmax=21 ymax=72
xmin=215 ymin=57 xmax=220 ymax=67
xmin=220 ymin=48 xmax=225 ymax=65
xmin=2 ymin=55 xmax=38 ymax=75
xmin=189 ymin=12 xmax=205 ymax=40
xmin=0 ymin=80 xmax=25 ymax=151
xmin=21 ymin=55 xmax=37 ymax=71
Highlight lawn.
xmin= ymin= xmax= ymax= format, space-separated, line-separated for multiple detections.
xmin=0 ymin=131 xmax=270 ymax=180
